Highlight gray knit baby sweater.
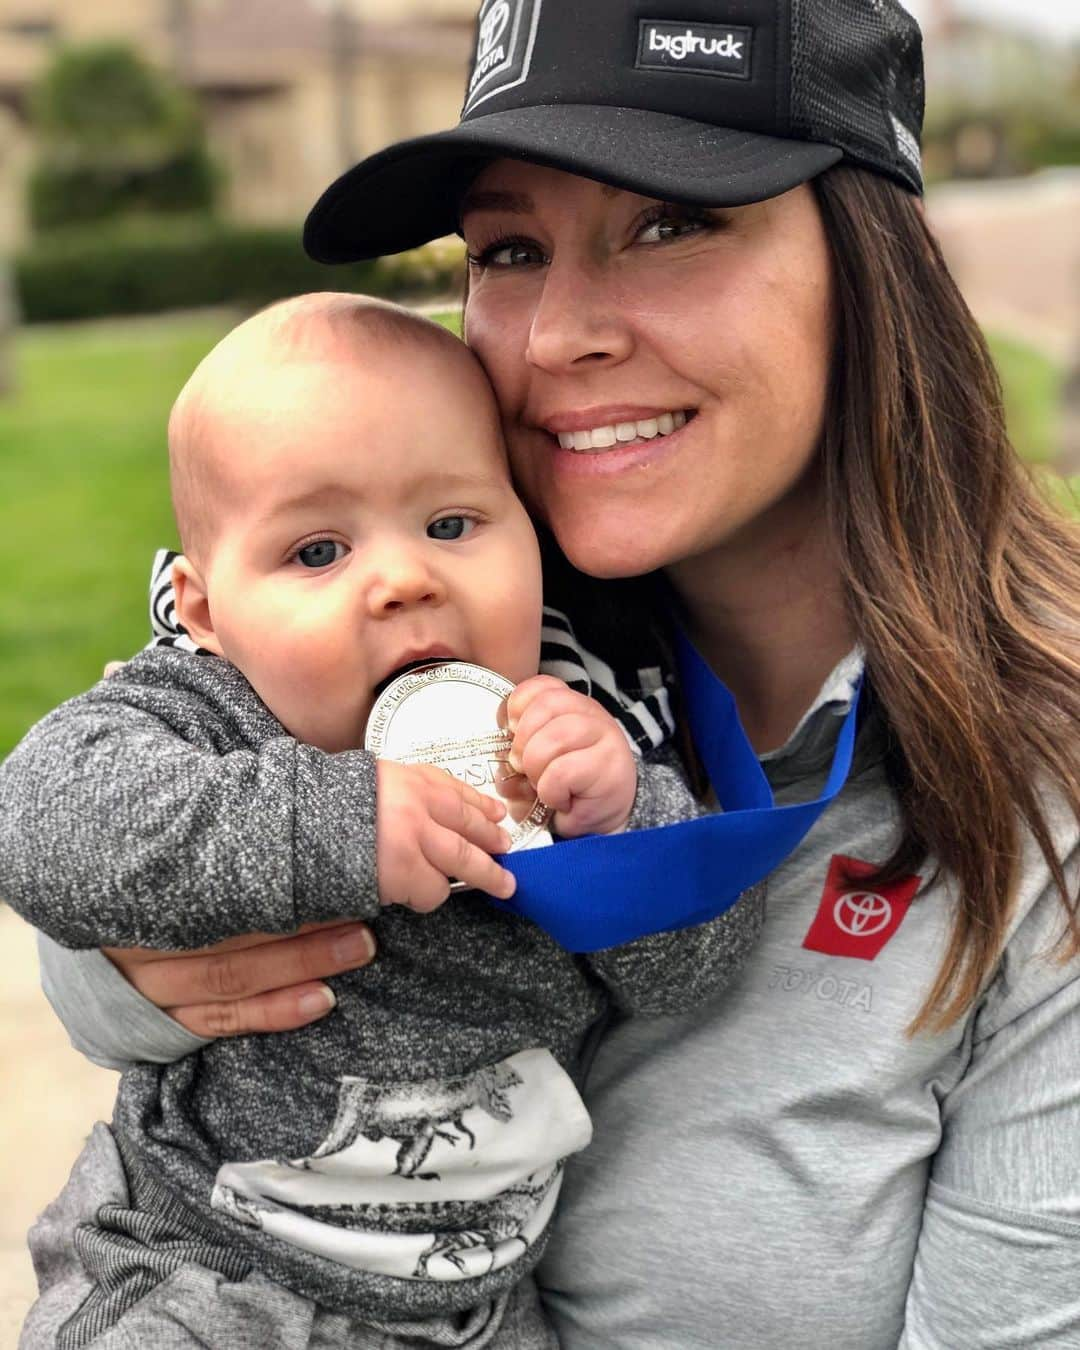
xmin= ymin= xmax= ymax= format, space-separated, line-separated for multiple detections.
xmin=0 ymin=647 xmax=763 ymax=1326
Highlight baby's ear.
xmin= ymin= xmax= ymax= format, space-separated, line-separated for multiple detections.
xmin=172 ymin=555 xmax=225 ymax=657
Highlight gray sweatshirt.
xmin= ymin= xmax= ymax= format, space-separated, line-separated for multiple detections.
xmin=0 ymin=645 xmax=763 ymax=1328
xmin=38 ymin=651 xmax=1080 ymax=1349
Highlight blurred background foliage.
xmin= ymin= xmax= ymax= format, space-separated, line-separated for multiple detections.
xmin=28 ymin=42 xmax=217 ymax=230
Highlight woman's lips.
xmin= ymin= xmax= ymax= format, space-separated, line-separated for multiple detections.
xmin=554 ymin=411 xmax=689 ymax=452
xmin=541 ymin=412 xmax=697 ymax=477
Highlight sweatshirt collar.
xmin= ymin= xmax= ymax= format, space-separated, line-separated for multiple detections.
xmin=759 ymin=647 xmax=867 ymax=779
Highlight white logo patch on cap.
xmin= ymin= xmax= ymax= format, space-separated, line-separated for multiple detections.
xmin=637 ymin=20 xmax=753 ymax=79
xmin=890 ymin=114 xmax=922 ymax=175
xmin=463 ymin=0 xmax=543 ymax=117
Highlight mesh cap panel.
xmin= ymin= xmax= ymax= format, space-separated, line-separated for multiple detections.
xmin=791 ymin=0 xmax=925 ymax=192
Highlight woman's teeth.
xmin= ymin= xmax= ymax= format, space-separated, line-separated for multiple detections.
xmin=556 ymin=411 xmax=688 ymax=452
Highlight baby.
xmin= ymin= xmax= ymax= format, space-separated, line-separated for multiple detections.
xmin=1 ymin=295 xmax=763 ymax=1350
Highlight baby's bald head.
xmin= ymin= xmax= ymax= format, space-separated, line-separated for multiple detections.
xmin=168 ymin=293 xmax=479 ymax=563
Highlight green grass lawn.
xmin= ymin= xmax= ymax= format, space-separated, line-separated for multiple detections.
xmin=988 ymin=331 xmax=1065 ymax=468
xmin=0 ymin=312 xmax=1072 ymax=756
xmin=0 ymin=313 xmax=235 ymax=753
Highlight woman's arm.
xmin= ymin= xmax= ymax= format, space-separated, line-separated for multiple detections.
xmin=36 ymin=920 xmax=377 ymax=1065
xmin=898 ymin=836 xmax=1080 ymax=1347
xmin=33 ymin=746 xmax=735 ymax=1061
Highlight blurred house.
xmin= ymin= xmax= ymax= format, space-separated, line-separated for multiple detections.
xmin=0 ymin=0 xmax=478 ymax=250
xmin=919 ymin=2 xmax=1079 ymax=178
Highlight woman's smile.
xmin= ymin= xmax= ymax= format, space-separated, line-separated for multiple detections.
xmin=544 ymin=406 xmax=692 ymax=451
xmin=534 ymin=406 xmax=699 ymax=479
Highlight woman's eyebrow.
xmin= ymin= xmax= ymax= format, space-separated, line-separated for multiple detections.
xmin=459 ymin=189 xmax=533 ymax=217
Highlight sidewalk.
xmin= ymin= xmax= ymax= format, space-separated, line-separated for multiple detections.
xmin=928 ymin=170 xmax=1080 ymax=364
xmin=0 ymin=906 xmax=117 ymax=1349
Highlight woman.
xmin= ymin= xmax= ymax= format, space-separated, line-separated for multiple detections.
xmin=36 ymin=1 xmax=1080 ymax=1345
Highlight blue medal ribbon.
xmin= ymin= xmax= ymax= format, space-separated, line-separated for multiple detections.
xmin=501 ymin=629 xmax=863 ymax=951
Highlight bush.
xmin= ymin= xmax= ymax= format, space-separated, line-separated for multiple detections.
xmin=377 ymin=236 xmax=467 ymax=299
xmin=13 ymin=218 xmax=465 ymax=323
xmin=29 ymin=148 xmax=218 ymax=231
xmin=29 ymin=43 xmax=219 ymax=230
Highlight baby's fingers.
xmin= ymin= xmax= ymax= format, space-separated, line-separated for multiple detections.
xmin=504 ymin=674 xmax=571 ymax=731
xmin=518 ymin=713 xmax=601 ymax=790
xmin=535 ymin=746 xmax=599 ymax=815
xmin=414 ymin=764 xmax=507 ymax=823
xmin=420 ymin=821 xmax=517 ymax=901
xmin=425 ymin=781 xmax=512 ymax=857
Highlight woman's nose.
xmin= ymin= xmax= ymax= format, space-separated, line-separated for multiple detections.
xmin=365 ymin=550 xmax=445 ymax=617
xmin=525 ymin=258 xmax=634 ymax=373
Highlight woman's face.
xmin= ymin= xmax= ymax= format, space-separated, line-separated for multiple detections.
xmin=462 ymin=162 xmax=835 ymax=579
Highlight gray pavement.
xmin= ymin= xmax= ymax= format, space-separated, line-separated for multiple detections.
xmin=0 ymin=907 xmax=116 ymax=1349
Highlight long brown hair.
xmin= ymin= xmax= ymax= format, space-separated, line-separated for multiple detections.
xmin=812 ymin=164 xmax=1080 ymax=1033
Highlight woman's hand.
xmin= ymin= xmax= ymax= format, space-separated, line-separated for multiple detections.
xmin=103 ymin=920 xmax=376 ymax=1038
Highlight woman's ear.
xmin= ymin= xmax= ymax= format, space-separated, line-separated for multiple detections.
xmin=172 ymin=555 xmax=224 ymax=657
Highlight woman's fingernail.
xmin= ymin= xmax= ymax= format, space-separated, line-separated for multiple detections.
xmin=299 ymin=986 xmax=337 ymax=1017
xmin=332 ymin=929 xmax=374 ymax=965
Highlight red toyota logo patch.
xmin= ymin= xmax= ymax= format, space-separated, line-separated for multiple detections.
xmin=802 ymin=856 xmax=921 ymax=961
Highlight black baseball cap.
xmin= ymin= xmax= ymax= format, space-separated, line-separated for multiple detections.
xmin=304 ymin=0 xmax=925 ymax=264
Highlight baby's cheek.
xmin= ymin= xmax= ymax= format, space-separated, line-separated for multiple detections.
xmin=242 ymin=623 xmax=356 ymax=722
xmin=495 ymin=610 xmax=544 ymax=688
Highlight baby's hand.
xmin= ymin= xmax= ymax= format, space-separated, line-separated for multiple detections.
xmin=505 ymin=676 xmax=637 ymax=838
xmin=376 ymin=761 xmax=516 ymax=911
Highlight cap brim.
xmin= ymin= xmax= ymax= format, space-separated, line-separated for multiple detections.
xmin=304 ymin=104 xmax=843 ymax=263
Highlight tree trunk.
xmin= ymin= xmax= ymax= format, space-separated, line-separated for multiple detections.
xmin=0 ymin=258 xmax=17 ymax=398
xmin=1061 ymin=341 xmax=1080 ymax=478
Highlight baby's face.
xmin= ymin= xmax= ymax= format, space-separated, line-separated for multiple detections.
xmin=197 ymin=339 xmax=542 ymax=752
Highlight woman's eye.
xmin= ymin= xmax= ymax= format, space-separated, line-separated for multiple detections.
xmin=294 ymin=539 xmax=347 ymax=568
xmin=467 ymin=238 xmax=545 ymax=269
xmin=637 ymin=211 xmax=711 ymax=245
xmin=427 ymin=516 xmax=476 ymax=541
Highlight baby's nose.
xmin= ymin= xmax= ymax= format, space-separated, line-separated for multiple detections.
xmin=366 ymin=553 xmax=445 ymax=615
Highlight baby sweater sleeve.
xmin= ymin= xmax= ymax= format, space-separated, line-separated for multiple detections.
xmin=0 ymin=648 xmax=379 ymax=950
xmin=584 ymin=743 xmax=766 ymax=1016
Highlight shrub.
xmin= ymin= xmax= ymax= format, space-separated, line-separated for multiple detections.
xmin=29 ymin=149 xmax=218 ymax=232
xmin=377 ymin=236 xmax=467 ymax=298
xmin=29 ymin=43 xmax=219 ymax=230
xmin=13 ymin=218 xmax=464 ymax=323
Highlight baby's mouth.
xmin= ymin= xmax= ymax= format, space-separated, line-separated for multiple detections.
xmin=372 ymin=657 xmax=452 ymax=699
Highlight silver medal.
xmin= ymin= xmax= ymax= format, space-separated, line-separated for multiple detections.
xmin=364 ymin=662 xmax=553 ymax=852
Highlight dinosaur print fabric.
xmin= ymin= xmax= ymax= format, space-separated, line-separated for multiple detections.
xmin=211 ymin=1049 xmax=592 ymax=1281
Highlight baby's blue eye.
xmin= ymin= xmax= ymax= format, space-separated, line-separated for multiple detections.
xmin=295 ymin=540 xmax=345 ymax=568
xmin=427 ymin=516 xmax=474 ymax=541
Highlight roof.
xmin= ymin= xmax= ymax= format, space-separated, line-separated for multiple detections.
xmin=186 ymin=0 xmax=473 ymax=83
xmin=0 ymin=1 xmax=474 ymax=99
